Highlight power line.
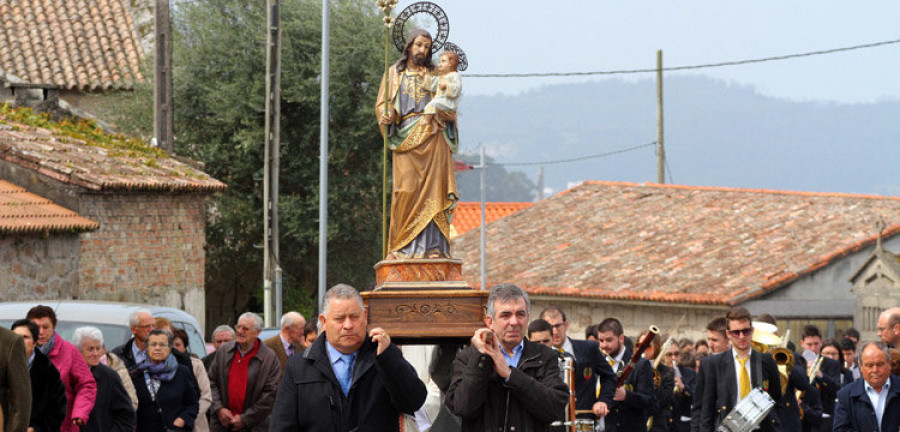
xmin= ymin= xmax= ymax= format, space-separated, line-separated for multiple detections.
xmin=479 ymin=142 xmax=657 ymax=167
xmin=465 ymin=38 xmax=900 ymax=78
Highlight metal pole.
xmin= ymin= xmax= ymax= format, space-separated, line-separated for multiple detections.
xmin=263 ymin=0 xmax=281 ymax=327
xmin=275 ymin=266 xmax=283 ymax=321
xmin=479 ymin=144 xmax=486 ymax=291
xmin=318 ymin=0 xmax=330 ymax=312
xmin=656 ymin=49 xmax=665 ymax=184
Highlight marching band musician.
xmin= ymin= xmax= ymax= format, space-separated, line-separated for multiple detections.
xmin=527 ymin=319 xmax=554 ymax=349
xmin=668 ymin=346 xmax=697 ymax=432
xmin=642 ymin=330 xmax=675 ymax=432
xmin=595 ymin=318 xmax=657 ymax=432
xmin=799 ymin=324 xmax=843 ymax=432
xmin=539 ymin=307 xmax=617 ymax=423
xmin=690 ymin=317 xmax=730 ymax=432
xmin=696 ymin=307 xmax=782 ymax=432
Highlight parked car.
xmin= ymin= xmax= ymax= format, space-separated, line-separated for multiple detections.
xmin=0 ymin=300 xmax=207 ymax=359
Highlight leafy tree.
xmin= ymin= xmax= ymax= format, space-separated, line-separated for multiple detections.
xmin=455 ymin=153 xmax=537 ymax=202
xmin=119 ymin=0 xmax=389 ymax=328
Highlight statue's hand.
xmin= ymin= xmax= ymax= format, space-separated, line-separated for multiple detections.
xmin=378 ymin=109 xmax=396 ymax=125
xmin=437 ymin=110 xmax=456 ymax=123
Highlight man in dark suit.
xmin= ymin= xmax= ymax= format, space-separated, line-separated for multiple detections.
xmin=540 ymin=306 xmax=616 ymax=425
xmin=12 ymin=320 xmax=66 ymax=432
xmin=595 ymin=317 xmax=656 ymax=432
xmin=668 ymin=346 xmax=697 ymax=432
xmin=833 ymin=342 xmax=900 ymax=432
xmin=696 ymin=307 xmax=782 ymax=432
xmin=263 ymin=311 xmax=306 ymax=373
xmin=800 ymin=324 xmax=843 ymax=431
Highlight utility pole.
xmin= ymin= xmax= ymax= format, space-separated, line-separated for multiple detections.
xmin=263 ymin=0 xmax=282 ymax=327
xmin=535 ymin=166 xmax=544 ymax=202
xmin=478 ymin=144 xmax=486 ymax=291
xmin=318 ymin=0 xmax=331 ymax=312
xmin=154 ymin=0 xmax=173 ymax=154
xmin=656 ymin=50 xmax=665 ymax=184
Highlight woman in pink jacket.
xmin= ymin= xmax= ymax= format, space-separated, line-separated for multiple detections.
xmin=27 ymin=305 xmax=98 ymax=432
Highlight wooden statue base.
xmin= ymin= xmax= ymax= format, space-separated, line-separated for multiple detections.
xmin=364 ymin=258 xmax=488 ymax=344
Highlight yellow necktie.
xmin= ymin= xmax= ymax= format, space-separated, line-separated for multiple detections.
xmin=738 ymin=356 xmax=750 ymax=399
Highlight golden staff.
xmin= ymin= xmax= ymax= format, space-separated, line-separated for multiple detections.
xmin=378 ymin=0 xmax=397 ymax=258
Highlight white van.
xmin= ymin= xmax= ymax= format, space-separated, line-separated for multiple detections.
xmin=0 ymin=300 xmax=207 ymax=359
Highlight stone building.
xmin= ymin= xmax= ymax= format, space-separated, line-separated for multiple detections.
xmin=452 ymin=181 xmax=900 ymax=344
xmin=849 ymin=229 xmax=900 ymax=342
xmin=0 ymin=107 xmax=225 ymax=327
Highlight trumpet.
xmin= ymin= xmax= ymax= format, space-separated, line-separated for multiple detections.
xmin=751 ymin=322 xmax=793 ymax=395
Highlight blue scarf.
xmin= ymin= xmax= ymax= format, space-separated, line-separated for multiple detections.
xmin=38 ymin=332 xmax=56 ymax=356
xmin=135 ymin=354 xmax=178 ymax=382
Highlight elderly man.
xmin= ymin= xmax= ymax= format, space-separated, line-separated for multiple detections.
xmin=203 ymin=325 xmax=235 ymax=371
xmin=539 ymin=306 xmax=616 ymax=423
xmin=877 ymin=307 xmax=900 ymax=348
xmin=833 ymin=342 xmax=900 ymax=431
xmin=271 ymin=284 xmax=426 ymax=431
xmin=208 ymin=313 xmax=280 ymax=432
xmin=264 ymin=311 xmax=306 ymax=372
xmin=445 ymin=284 xmax=568 ymax=431
xmin=111 ymin=309 xmax=155 ymax=368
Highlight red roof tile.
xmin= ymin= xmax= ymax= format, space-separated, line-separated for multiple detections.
xmin=0 ymin=0 xmax=143 ymax=90
xmin=450 ymin=202 xmax=532 ymax=238
xmin=0 ymin=179 xmax=98 ymax=234
xmin=0 ymin=107 xmax=225 ymax=193
xmin=451 ymin=181 xmax=900 ymax=305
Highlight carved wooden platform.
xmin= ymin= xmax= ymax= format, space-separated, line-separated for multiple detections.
xmin=373 ymin=258 xmax=468 ymax=290
xmin=362 ymin=289 xmax=488 ymax=345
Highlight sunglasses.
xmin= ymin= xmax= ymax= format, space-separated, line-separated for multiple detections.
xmin=728 ymin=328 xmax=753 ymax=337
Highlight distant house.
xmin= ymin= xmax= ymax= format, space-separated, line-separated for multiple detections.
xmin=0 ymin=0 xmax=148 ymax=121
xmin=449 ymin=201 xmax=532 ymax=239
xmin=451 ymin=181 xmax=900 ymax=343
xmin=0 ymin=107 xmax=225 ymax=327
xmin=849 ymin=232 xmax=900 ymax=342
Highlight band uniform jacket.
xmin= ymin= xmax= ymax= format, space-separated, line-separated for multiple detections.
xmin=670 ymin=365 xmax=697 ymax=432
xmin=269 ymin=334 xmax=426 ymax=432
xmin=445 ymin=339 xmax=569 ymax=432
xmin=605 ymin=348 xmax=657 ymax=432
xmin=648 ymin=363 xmax=675 ymax=432
xmin=697 ymin=349 xmax=782 ymax=432
xmin=568 ymin=338 xmax=616 ymax=413
xmin=833 ymin=375 xmax=900 ymax=432
xmin=777 ymin=362 xmax=810 ymax=432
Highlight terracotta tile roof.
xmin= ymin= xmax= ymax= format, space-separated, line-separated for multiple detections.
xmin=0 ymin=0 xmax=143 ymax=90
xmin=0 ymin=107 xmax=225 ymax=192
xmin=0 ymin=179 xmax=98 ymax=234
xmin=451 ymin=181 xmax=900 ymax=305
xmin=450 ymin=201 xmax=532 ymax=238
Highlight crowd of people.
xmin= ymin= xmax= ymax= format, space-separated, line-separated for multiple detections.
xmin=0 ymin=291 xmax=897 ymax=432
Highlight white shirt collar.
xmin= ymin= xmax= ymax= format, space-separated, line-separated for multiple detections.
xmin=864 ymin=378 xmax=891 ymax=393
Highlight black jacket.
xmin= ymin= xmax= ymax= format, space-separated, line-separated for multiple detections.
xmin=648 ymin=363 xmax=675 ymax=432
xmin=697 ymin=349 xmax=782 ymax=432
xmin=606 ymin=349 xmax=657 ymax=432
xmin=28 ymin=350 xmax=67 ymax=432
xmin=131 ymin=363 xmax=199 ymax=432
xmin=568 ymin=338 xmax=616 ymax=412
xmin=446 ymin=339 xmax=568 ymax=432
xmin=83 ymin=364 xmax=135 ymax=432
xmin=670 ymin=365 xmax=697 ymax=432
xmin=833 ymin=375 xmax=900 ymax=432
xmin=270 ymin=333 xmax=426 ymax=432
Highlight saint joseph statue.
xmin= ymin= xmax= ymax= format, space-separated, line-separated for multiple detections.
xmin=376 ymin=29 xmax=459 ymax=259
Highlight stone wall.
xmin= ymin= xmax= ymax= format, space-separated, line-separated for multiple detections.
xmin=532 ymin=296 xmax=729 ymax=342
xmin=76 ymin=193 xmax=207 ymax=328
xmin=0 ymin=235 xmax=81 ymax=300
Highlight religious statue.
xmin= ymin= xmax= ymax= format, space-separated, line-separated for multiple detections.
xmin=376 ymin=28 xmax=460 ymax=260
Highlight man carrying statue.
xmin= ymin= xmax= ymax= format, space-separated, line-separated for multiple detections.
xmin=376 ymin=28 xmax=459 ymax=260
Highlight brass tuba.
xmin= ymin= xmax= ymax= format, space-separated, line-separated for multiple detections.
xmin=751 ymin=321 xmax=794 ymax=395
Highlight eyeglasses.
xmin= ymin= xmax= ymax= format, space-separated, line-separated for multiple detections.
xmin=728 ymin=328 xmax=753 ymax=337
xmin=550 ymin=323 xmax=565 ymax=330
xmin=148 ymin=342 xmax=170 ymax=349
xmin=665 ymin=352 xmax=679 ymax=357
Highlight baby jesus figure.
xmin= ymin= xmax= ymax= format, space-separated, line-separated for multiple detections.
xmin=423 ymin=50 xmax=462 ymax=131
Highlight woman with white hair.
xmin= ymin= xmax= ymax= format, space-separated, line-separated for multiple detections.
xmin=73 ymin=326 xmax=135 ymax=432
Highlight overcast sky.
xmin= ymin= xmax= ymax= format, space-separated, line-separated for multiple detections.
xmin=400 ymin=1 xmax=900 ymax=104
